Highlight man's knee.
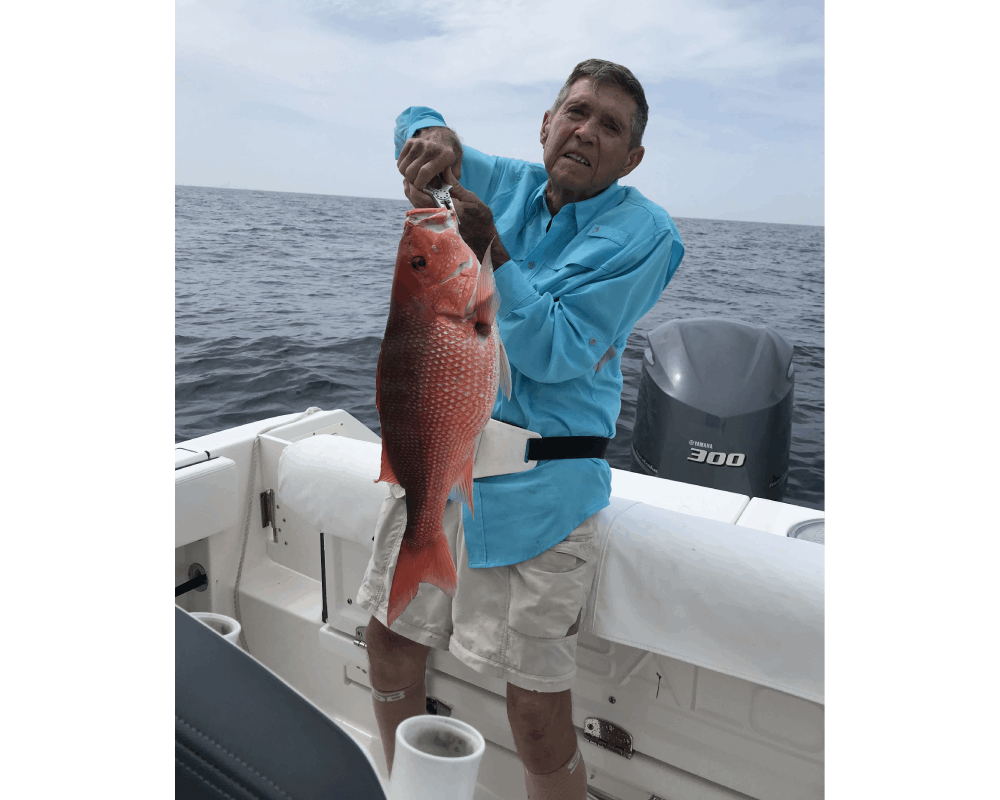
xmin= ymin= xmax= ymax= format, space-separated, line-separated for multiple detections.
xmin=506 ymin=684 xmax=578 ymax=774
xmin=365 ymin=616 xmax=430 ymax=689
xmin=506 ymin=684 xmax=572 ymax=738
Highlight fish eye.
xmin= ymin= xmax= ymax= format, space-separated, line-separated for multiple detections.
xmin=412 ymin=256 xmax=426 ymax=270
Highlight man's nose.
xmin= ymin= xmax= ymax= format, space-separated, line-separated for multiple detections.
xmin=574 ymin=116 xmax=598 ymax=142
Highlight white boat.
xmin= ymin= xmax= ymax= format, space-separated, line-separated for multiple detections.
xmin=175 ymin=407 xmax=824 ymax=800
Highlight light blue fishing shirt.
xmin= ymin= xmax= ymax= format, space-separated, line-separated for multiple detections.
xmin=394 ymin=107 xmax=685 ymax=568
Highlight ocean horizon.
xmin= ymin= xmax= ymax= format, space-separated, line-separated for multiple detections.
xmin=176 ymin=184 xmax=824 ymax=510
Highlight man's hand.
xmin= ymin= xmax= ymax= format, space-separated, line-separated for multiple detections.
xmin=397 ymin=127 xmax=463 ymax=208
xmin=449 ymin=183 xmax=511 ymax=270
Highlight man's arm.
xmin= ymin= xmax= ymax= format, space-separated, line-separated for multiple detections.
xmin=398 ymin=126 xmax=464 ymax=202
xmin=494 ymin=230 xmax=684 ymax=384
xmin=393 ymin=107 xmax=512 ymax=266
xmin=396 ymin=131 xmax=510 ymax=267
xmin=447 ymin=183 xmax=511 ymax=272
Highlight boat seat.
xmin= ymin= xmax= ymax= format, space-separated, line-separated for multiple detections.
xmin=175 ymin=606 xmax=386 ymax=799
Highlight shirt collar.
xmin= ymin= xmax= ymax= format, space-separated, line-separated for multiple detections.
xmin=527 ymin=180 xmax=626 ymax=234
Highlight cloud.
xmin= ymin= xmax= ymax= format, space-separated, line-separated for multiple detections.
xmin=175 ymin=0 xmax=824 ymax=224
xmin=178 ymin=0 xmax=823 ymax=90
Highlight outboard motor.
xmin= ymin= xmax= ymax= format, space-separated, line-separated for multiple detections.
xmin=629 ymin=318 xmax=794 ymax=500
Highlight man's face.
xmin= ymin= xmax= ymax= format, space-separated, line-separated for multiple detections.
xmin=540 ymin=78 xmax=645 ymax=207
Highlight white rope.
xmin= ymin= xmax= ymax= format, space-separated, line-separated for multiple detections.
xmin=233 ymin=407 xmax=322 ymax=652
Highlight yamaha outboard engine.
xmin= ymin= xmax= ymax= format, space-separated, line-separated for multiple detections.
xmin=629 ymin=318 xmax=794 ymax=500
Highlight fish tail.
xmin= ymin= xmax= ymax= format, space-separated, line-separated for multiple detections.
xmin=386 ymin=528 xmax=458 ymax=627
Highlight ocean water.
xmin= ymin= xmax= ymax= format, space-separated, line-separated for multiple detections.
xmin=176 ymin=185 xmax=824 ymax=510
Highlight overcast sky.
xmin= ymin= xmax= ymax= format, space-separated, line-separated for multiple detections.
xmin=176 ymin=0 xmax=824 ymax=225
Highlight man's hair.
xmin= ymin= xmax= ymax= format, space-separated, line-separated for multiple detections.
xmin=549 ymin=59 xmax=649 ymax=150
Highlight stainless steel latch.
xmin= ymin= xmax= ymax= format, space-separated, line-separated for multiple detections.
xmin=260 ymin=489 xmax=277 ymax=542
xmin=425 ymin=697 xmax=452 ymax=717
xmin=583 ymin=718 xmax=633 ymax=759
xmin=588 ymin=789 xmax=664 ymax=800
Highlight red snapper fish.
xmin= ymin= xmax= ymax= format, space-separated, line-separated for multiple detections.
xmin=376 ymin=206 xmax=512 ymax=627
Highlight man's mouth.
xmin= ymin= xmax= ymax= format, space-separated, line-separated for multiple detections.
xmin=563 ymin=152 xmax=591 ymax=167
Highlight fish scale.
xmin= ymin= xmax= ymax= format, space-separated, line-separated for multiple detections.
xmin=375 ymin=207 xmax=511 ymax=627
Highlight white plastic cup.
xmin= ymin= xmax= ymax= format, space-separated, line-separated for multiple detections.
xmin=190 ymin=612 xmax=242 ymax=646
xmin=387 ymin=715 xmax=486 ymax=800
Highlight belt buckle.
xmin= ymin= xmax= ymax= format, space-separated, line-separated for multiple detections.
xmin=472 ymin=420 xmax=542 ymax=479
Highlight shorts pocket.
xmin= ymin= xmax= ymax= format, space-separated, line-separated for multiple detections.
xmin=550 ymin=518 xmax=597 ymax=561
xmin=372 ymin=494 xmax=408 ymax=572
xmin=508 ymin=547 xmax=593 ymax=639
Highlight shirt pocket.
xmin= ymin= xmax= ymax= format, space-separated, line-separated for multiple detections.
xmin=554 ymin=225 xmax=630 ymax=271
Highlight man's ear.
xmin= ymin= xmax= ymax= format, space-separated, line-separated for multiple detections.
xmin=617 ymin=145 xmax=645 ymax=180
xmin=540 ymin=110 xmax=551 ymax=146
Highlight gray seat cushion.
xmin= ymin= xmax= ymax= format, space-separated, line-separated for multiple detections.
xmin=175 ymin=606 xmax=385 ymax=799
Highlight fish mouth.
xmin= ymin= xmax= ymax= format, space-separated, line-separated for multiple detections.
xmin=407 ymin=207 xmax=457 ymax=233
xmin=563 ymin=152 xmax=591 ymax=167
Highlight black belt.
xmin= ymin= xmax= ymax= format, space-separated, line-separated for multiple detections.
xmin=526 ymin=436 xmax=610 ymax=461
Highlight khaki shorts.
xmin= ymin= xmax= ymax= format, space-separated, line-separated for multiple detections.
xmin=356 ymin=487 xmax=600 ymax=693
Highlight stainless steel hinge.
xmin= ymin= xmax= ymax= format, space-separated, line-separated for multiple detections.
xmin=353 ymin=625 xmax=367 ymax=648
xmin=583 ymin=717 xmax=633 ymax=759
xmin=260 ymin=489 xmax=277 ymax=542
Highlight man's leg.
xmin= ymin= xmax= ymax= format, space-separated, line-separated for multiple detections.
xmin=365 ymin=615 xmax=430 ymax=772
xmin=507 ymin=683 xmax=587 ymax=800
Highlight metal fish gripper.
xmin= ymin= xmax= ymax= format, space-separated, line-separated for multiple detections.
xmin=423 ymin=178 xmax=458 ymax=225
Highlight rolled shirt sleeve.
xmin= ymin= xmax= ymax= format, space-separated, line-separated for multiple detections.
xmin=394 ymin=107 xmax=509 ymax=206
xmin=393 ymin=107 xmax=447 ymax=159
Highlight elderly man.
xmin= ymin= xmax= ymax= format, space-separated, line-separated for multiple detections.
xmin=358 ymin=59 xmax=684 ymax=799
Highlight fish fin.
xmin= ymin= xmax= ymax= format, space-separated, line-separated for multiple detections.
xmin=376 ymin=446 xmax=401 ymax=485
xmin=448 ymin=457 xmax=475 ymax=515
xmin=473 ymin=241 xmax=500 ymax=325
xmin=498 ymin=336 xmax=512 ymax=400
xmin=481 ymin=239 xmax=493 ymax=272
xmin=386 ymin=534 xmax=458 ymax=627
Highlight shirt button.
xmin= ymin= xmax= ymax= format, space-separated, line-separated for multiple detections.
xmin=594 ymin=226 xmax=600 ymax=232
xmin=590 ymin=338 xmax=597 ymax=345
xmin=528 ymin=261 xmax=535 ymax=268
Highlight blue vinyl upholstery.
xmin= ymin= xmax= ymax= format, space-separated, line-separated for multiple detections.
xmin=175 ymin=606 xmax=386 ymax=799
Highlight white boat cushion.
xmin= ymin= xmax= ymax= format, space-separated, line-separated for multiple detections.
xmin=176 ymin=456 xmax=238 ymax=548
xmin=583 ymin=497 xmax=824 ymax=704
xmin=278 ymin=435 xmax=389 ymax=549
xmin=277 ymin=434 xmax=824 ymax=703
